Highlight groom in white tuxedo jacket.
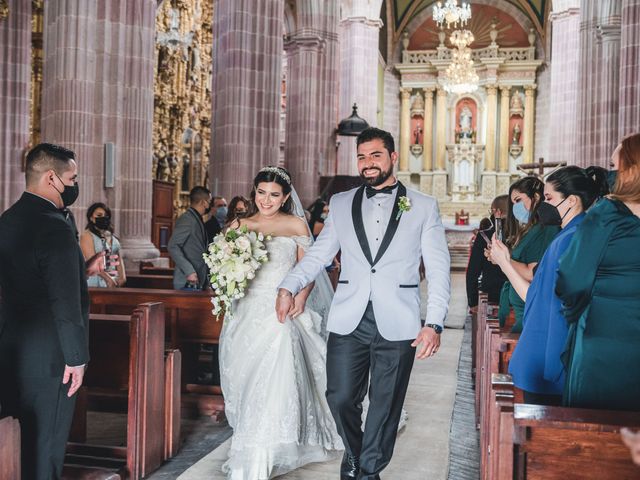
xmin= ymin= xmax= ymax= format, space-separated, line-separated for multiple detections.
xmin=277 ymin=127 xmax=451 ymax=480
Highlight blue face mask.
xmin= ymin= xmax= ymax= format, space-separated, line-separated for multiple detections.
xmin=512 ymin=201 xmax=530 ymax=224
xmin=215 ymin=207 xmax=228 ymax=224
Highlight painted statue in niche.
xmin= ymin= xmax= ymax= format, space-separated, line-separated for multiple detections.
xmin=512 ymin=123 xmax=521 ymax=145
xmin=455 ymin=98 xmax=477 ymax=143
xmin=413 ymin=124 xmax=423 ymax=145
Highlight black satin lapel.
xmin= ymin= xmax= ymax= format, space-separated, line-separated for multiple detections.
xmin=352 ymin=186 xmax=373 ymax=265
xmin=373 ymin=182 xmax=407 ymax=266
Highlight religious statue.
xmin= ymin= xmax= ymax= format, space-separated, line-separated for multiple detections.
xmin=510 ymin=92 xmax=524 ymax=116
xmin=410 ymin=93 xmax=425 ymax=115
xmin=512 ymin=123 xmax=521 ymax=145
xmin=459 ymin=106 xmax=472 ymax=133
xmin=413 ymin=124 xmax=423 ymax=145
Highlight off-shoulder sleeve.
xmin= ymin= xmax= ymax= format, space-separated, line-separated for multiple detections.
xmin=555 ymin=200 xmax=616 ymax=323
xmin=292 ymin=235 xmax=313 ymax=250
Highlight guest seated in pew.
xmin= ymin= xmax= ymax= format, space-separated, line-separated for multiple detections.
xmin=490 ymin=166 xmax=609 ymax=405
xmin=556 ymin=133 xmax=640 ymax=411
xmin=493 ymin=176 xmax=559 ymax=332
xmin=80 ymin=202 xmax=126 ymax=288
xmin=466 ymin=195 xmax=508 ymax=312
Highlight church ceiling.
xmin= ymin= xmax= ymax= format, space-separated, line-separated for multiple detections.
xmin=388 ymin=0 xmax=548 ymax=41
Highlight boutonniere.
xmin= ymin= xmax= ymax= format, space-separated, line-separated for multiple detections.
xmin=396 ymin=196 xmax=411 ymax=220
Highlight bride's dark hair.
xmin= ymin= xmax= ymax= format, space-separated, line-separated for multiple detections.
xmin=247 ymin=166 xmax=294 ymax=216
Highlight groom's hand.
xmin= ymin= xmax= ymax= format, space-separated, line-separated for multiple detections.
xmin=412 ymin=326 xmax=441 ymax=359
xmin=276 ymin=289 xmax=294 ymax=323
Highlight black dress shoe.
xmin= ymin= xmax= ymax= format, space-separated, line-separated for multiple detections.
xmin=340 ymin=453 xmax=360 ymax=479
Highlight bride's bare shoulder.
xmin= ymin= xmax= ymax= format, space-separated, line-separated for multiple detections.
xmin=279 ymin=214 xmax=309 ymax=237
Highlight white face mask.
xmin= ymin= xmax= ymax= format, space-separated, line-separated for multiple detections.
xmin=320 ymin=213 xmax=328 ymax=220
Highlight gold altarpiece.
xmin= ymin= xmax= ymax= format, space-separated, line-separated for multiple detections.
xmin=395 ymin=23 xmax=543 ymax=219
xmin=153 ymin=0 xmax=213 ymax=217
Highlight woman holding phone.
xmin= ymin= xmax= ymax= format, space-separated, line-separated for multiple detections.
xmin=494 ymin=177 xmax=559 ymax=332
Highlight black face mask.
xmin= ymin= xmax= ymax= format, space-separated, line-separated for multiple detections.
xmin=53 ymin=174 xmax=79 ymax=207
xmin=537 ymin=197 xmax=569 ymax=226
xmin=94 ymin=216 xmax=111 ymax=230
xmin=204 ymin=205 xmax=212 ymax=215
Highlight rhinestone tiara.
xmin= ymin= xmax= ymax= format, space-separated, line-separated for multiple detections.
xmin=259 ymin=166 xmax=291 ymax=184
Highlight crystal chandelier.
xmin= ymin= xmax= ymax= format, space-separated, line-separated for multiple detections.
xmin=441 ymin=30 xmax=479 ymax=94
xmin=433 ymin=0 xmax=472 ymax=29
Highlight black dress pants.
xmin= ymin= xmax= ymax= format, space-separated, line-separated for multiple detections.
xmin=0 ymin=375 xmax=77 ymax=480
xmin=326 ymin=302 xmax=416 ymax=479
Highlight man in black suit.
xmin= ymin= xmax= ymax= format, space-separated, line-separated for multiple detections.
xmin=0 ymin=143 xmax=96 ymax=480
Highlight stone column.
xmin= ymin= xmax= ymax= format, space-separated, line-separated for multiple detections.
xmin=336 ymin=6 xmax=383 ymax=176
xmin=548 ymin=2 xmax=581 ymax=166
xmin=619 ymin=0 xmax=640 ymax=137
xmin=210 ymin=0 xmax=284 ymax=197
xmin=41 ymin=0 xmax=99 ymax=214
xmin=422 ymin=88 xmax=435 ymax=172
xmin=435 ymin=88 xmax=447 ymax=171
xmin=0 ymin=0 xmax=31 ymax=213
xmin=284 ymin=33 xmax=325 ymax=206
xmin=399 ymin=88 xmax=411 ymax=172
xmin=481 ymin=85 xmax=498 ymax=201
xmin=430 ymin=88 xmax=448 ymax=199
xmin=484 ymin=85 xmax=498 ymax=171
xmin=41 ymin=0 xmax=159 ymax=264
xmin=117 ymin=0 xmax=160 ymax=263
xmin=577 ymin=0 xmax=622 ymax=168
xmin=499 ymin=86 xmax=511 ymax=172
xmin=523 ymin=85 xmax=536 ymax=164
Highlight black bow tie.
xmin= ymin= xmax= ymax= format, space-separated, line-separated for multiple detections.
xmin=365 ymin=183 xmax=398 ymax=199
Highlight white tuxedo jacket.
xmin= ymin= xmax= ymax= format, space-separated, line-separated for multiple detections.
xmin=279 ymin=182 xmax=451 ymax=341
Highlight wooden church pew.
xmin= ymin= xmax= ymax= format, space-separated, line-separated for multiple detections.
xmin=484 ymin=374 xmax=640 ymax=479
xmin=0 ymin=416 xmax=21 ymax=480
xmin=124 ymin=273 xmax=174 ymax=290
xmin=89 ymin=287 xmax=224 ymax=419
xmin=66 ymin=302 xmax=171 ymax=480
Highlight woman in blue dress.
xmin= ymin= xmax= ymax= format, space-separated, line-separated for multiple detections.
xmin=489 ymin=166 xmax=609 ymax=405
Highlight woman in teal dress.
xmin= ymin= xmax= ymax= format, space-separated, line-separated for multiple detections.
xmin=490 ymin=166 xmax=609 ymax=405
xmin=496 ymin=176 xmax=559 ymax=332
xmin=556 ymin=133 xmax=640 ymax=411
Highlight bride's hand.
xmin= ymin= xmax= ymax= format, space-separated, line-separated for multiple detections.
xmin=289 ymin=292 xmax=308 ymax=318
xmin=276 ymin=289 xmax=294 ymax=323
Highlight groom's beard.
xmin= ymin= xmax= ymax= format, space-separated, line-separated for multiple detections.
xmin=360 ymin=165 xmax=394 ymax=187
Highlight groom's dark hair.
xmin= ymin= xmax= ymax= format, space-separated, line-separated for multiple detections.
xmin=356 ymin=128 xmax=395 ymax=156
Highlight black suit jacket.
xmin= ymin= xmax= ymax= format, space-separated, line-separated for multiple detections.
xmin=0 ymin=192 xmax=90 ymax=378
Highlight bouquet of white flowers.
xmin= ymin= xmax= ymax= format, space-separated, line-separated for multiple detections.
xmin=203 ymin=225 xmax=270 ymax=317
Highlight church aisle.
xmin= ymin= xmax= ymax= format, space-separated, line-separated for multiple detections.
xmin=177 ymin=273 xmax=468 ymax=480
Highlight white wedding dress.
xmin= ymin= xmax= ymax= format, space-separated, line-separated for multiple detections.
xmin=219 ymin=236 xmax=344 ymax=480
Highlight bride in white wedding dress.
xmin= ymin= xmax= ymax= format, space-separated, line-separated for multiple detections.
xmin=219 ymin=166 xmax=343 ymax=480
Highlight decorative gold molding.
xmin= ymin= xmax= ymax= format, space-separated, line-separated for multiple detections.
xmin=0 ymin=0 xmax=9 ymax=21
xmin=153 ymin=0 xmax=213 ymax=216
xmin=29 ymin=0 xmax=44 ymax=148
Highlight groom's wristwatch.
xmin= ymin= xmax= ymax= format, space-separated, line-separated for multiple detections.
xmin=426 ymin=323 xmax=443 ymax=334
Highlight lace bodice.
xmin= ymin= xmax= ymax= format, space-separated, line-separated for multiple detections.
xmin=248 ymin=236 xmax=311 ymax=292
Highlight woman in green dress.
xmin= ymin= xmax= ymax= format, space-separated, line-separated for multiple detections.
xmin=556 ymin=133 xmax=640 ymax=411
xmin=497 ymin=176 xmax=560 ymax=332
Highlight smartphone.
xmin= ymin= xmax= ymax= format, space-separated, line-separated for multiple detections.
xmin=495 ymin=218 xmax=503 ymax=242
